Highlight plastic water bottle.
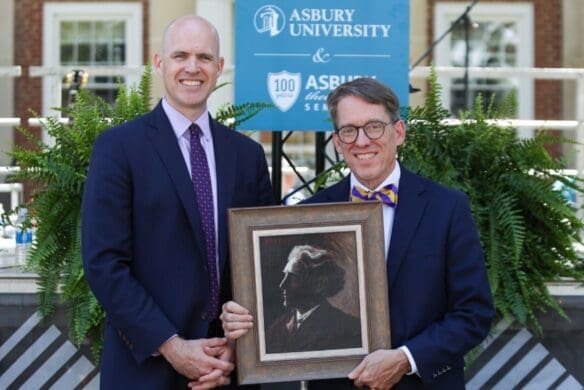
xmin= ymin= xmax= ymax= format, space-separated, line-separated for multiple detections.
xmin=0 ymin=203 xmax=4 ymax=238
xmin=15 ymin=208 xmax=32 ymax=266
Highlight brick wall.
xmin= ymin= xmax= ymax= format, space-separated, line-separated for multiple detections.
xmin=14 ymin=0 xmax=43 ymax=155
xmin=532 ymin=0 xmax=562 ymax=120
xmin=428 ymin=0 xmax=563 ymax=156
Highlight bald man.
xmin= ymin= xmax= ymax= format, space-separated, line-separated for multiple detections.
xmin=82 ymin=15 xmax=274 ymax=389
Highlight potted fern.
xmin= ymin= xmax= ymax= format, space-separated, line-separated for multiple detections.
xmin=11 ymin=68 xmax=272 ymax=359
xmin=12 ymin=66 xmax=583 ymax=360
xmin=312 ymin=71 xmax=584 ymax=334
xmin=400 ymin=71 xmax=584 ymax=332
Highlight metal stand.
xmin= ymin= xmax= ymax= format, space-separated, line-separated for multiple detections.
xmin=271 ymin=131 xmax=282 ymax=203
xmin=270 ymin=130 xmax=339 ymax=205
xmin=315 ymin=132 xmax=326 ymax=174
xmin=410 ymin=0 xmax=479 ymax=71
xmin=409 ymin=0 xmax=478 ymax=112
xmin=270 ymin=2 xmax=484 ymax=204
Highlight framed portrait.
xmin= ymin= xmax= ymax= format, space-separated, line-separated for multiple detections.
xmin=228 ymin=202 xmax=390 ymax=384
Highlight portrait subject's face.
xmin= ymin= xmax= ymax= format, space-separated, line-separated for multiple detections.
xmin=279 ymin=272 xmax=316 ymax=310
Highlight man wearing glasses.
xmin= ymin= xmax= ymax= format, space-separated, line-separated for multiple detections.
xmin=221 ymin=78 xmax=493 ymax=389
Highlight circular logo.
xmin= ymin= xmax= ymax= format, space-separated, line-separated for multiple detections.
xmin=254 ymin=5 xmax=286 ymax=37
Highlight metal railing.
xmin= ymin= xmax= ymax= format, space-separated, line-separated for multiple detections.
xmin=0 ymin=65 xmax=583 ymax=207
xmin=410 ymin=66 xmax=584 ymax=136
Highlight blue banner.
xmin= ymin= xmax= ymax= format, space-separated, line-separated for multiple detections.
xmin=235 ymin=1 xmax=410 ymax=131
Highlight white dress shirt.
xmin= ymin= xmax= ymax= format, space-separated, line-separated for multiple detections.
xmin=350 ymin=162 xmax=401 ymax=255
xmin=161 ymin=98 xmax=219 ymax=283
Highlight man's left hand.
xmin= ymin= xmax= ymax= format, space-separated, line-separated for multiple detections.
xmin=188 ymin=342 xmax=234 ymax=389
xmin=348 ymin=349 xmax=410 ymax=390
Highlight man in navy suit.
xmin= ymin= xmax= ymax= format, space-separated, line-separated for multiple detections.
xmin=221 ymin=78 xmax=494 ymax=389
xmin=82 ymin=15 xmax=274 ymax=389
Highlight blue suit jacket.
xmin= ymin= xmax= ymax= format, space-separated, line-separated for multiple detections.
xmin=304 ymin=168 xmax=494 ymax=389
xmin=81 ymin=102 xmax=274 ymax=388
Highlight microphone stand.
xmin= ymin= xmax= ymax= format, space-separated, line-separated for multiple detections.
xmin=463 ymin=12 xmax=471 ymax=108
xmin=410 ymin=0 xmax=479 ymax=70
xmin=410 ymin=0 xmax=479 ymax=108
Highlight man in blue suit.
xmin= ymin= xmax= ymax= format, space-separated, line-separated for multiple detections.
xmin=221 ymin=78 xmax=494 ymax=389
xmin=82 ymin=15 xmax=274 ymax=389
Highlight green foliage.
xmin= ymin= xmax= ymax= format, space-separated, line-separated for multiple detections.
xmin=10 ymin=67 xmax=272 ymax=361
xmin=11 ymin=68 xmax=153 ymax=358
xmin=400 ymin=69 xmax=584 ymax=332
xmin=215 ymin=101 xmax=274 ymax=129
xmin=212 ymin=82 xmax=274 ymax=129
xmin=313 ymin=161 xmax=347 ymax=192
xmin=313 ymin=70 xmax=584 ymax=333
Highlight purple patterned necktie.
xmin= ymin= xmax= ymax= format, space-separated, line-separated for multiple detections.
xmin=189 ymin=123 xmax=219 ymax=318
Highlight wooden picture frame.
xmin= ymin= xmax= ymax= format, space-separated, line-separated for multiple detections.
xmin=228 ymin=202 xmax=390 ymax=384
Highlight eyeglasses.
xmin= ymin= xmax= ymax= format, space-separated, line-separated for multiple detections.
xmin=335 ymin=120 xmax=395 ymax=144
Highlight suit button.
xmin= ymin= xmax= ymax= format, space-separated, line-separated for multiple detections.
xmin=201 ymin=312 xmax=208 ymax=320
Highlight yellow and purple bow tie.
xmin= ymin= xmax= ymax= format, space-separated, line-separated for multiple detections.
xmin=351 ymin=184 xmax=398 ymax=208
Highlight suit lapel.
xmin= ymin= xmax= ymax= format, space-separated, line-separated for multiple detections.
xmin=325 ymin=176 xmax=352 ymax=202
xmin=145 ymin=103 xmax=206 ymax=257
xmin=387 ymin=168 xmax=427 ymax=288
xmin=313 ymin=172 xmax=426 ymax=289
xmin=210 ymin=119 xmax=236 ymax=270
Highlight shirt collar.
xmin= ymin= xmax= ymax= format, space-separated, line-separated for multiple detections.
xmin=161 ymin=97 xmax=212 ymax=141
xmin=296 ymin=304 xmax=320 ymax=326
xmin=350 ymin=161 xmax=401 ymax=192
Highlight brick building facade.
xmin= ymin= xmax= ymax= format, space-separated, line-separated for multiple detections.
xmin=12 ymin=0 xmax=149 ymax=199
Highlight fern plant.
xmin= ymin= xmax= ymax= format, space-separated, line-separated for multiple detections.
xmin=215 ymin=101 xmax=274 ymax=129
xmin=400 ymin=70 xmax=584 ymax=332
xmin=311 ymin=70 xmax=584 ymax=333
xmin=11 ymin=68 xmax=272 ymax=360
xmin=11 ymin=68 xmax=152 ymax=358
xmin=212 ymin=81 xmax=274 ymax=130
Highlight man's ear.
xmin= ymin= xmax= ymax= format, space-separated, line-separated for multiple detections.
xmin=394 ymin=120 xmax=406 ymax=146
xmin=153 ymin=53 xmax=162 ymax=76
xmin=216 ymin=56 xmax=225 ymax=77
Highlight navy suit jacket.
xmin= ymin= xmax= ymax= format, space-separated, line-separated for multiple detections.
xmin=81 ymin=102 xmax=274 ymax=388
xmin=304 ymin=168 xmax=494 ymax=389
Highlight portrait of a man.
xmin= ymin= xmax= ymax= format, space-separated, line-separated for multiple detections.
xmin=263 ymin=242 xmax=362 ymax=354
xmin=226 ymin=203 xmax=389 ymax=382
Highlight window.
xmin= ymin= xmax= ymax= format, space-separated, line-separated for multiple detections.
xmin=59 ymin=20 xmax=127 ymax=105
xmin=43 ymin=3 xmax=142 ymax=121
xmin=434 ymin=3 xmax=534 ymax=136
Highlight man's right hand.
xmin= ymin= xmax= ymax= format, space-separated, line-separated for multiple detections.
xmin=220 ymin=301 xmax=254 ymax=340
xmin=158 ymin=336 xmax=234 ymax=380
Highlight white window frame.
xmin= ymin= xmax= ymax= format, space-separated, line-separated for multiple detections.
xmin=434 ymin=2 xmax=534 ymax=136
xmin=42 ymin=3 xmax=142 ymax=126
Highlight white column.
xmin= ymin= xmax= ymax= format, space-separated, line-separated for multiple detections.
xmin=195 ymin=0 xmax=235 ymax=113
xmin=575 ymin=76 xmax=584 ymax=220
